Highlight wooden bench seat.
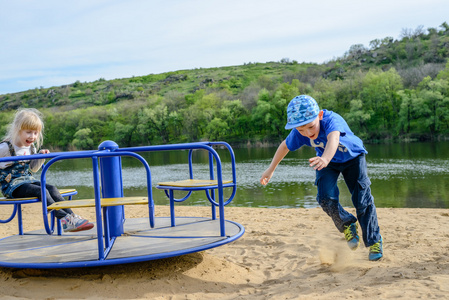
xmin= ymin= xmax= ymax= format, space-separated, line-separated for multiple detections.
xmin=47 ymin=196 xmax=149 ymax=210
xmin=156 ymin=179 xmax=235 ymax=229
xmin=0 ymin=189 xmax=77 ymax=202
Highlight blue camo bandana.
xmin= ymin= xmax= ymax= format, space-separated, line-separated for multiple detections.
xmin=285 ymin=95 xmax=320 ymax=129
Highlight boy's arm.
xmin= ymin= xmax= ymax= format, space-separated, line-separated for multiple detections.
xmin=260 ymin=140 xmax=290 ymax=185
xmin=309 ymin=130 xmax=340 ymax=171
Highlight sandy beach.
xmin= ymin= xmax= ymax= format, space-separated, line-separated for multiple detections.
xmin=1 ymin=204 xmax=449 ymax=299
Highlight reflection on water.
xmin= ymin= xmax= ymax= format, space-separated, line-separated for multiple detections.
xmin=369 ymin=159 xmax=449 ymax=179
xmin=44 ymin=142 xmax=449 ymax=209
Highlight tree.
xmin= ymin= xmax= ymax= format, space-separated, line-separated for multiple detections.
xmin=205 ymin=117 xmax=228 ymax=140
xmin=369 ymin=39 xmax=381 ymax=50
xmin=346 ymin=44 xmax=367 ymax=59
xmin=436 ymin=61 xmax=449 ymax=81
xmin=72 ymin=128 xmax=94 ymax=150
xmin=440 ymin=22 xmax=449 ymax=34
xmin=359 ymin=68 xmax=403 ymax=133
xmin=311 ymin=78 xmax=339 ymax=111
xmin=113 ymin=122 xmax=134 ymax=146
xmin=345 ymin=99 xmax=371 ymax=138
xmin=218 ymin=100 xmax=247 ymax=139
xmin=416 ymin=77 xmax=449 ymax=134
xmin=137 ymin=104 xmax=171 ymax=144
xmin=397 ymin=90 xmax=418 ymax=134
xmin=251 ymin=89 xmax=275 ymax=137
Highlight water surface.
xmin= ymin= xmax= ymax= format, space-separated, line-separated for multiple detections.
xmin=45 ymin=142 xmax=449 ymax=209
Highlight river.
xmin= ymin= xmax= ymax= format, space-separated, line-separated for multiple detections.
xmin=44 ymin=141 xmax=449 ymax=209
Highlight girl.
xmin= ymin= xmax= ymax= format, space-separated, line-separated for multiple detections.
xmin=0 ymin=108 xmax=94 ymax=232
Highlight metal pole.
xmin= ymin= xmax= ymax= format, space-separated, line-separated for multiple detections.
xmin=98 ymin=140 xmax=124 ymax=237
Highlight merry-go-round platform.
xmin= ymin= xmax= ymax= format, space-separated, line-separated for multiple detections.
xmin=0 ymin=217 xmax=244 ymax=269
xmin=0 ymin=141 xmax=244 ymax=269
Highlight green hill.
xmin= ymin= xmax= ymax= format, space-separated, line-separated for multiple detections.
xmin=1 ymin=22 xmax=449 ymax=149
xmin=0 ymin=62 xmax=316 ymax=111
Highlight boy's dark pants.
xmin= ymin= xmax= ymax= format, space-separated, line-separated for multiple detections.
xmin=315 ymin=154 xmax=381 ymax=247
xmin=13 ymin=182 xmax=74 ymax=219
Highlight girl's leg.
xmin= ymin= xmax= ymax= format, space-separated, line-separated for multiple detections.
xmin=43 ymin=183 xmax=74 ymax=215
xmin=316 ymin=165 xmax=357 ymax=232
xmin=12 ymin=182 xmax=70 ymax=219
xmin=342 ymin=154 xmax=381 ymax=247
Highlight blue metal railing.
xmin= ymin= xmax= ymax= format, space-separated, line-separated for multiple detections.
xmin=0 ymin=141 xmax=237 ymax=260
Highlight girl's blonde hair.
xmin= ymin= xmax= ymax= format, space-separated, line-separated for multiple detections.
xmin=3 ymin=108 xmax=44 ymax=149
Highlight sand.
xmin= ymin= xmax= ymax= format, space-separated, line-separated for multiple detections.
xmin=1 ymin=204 xmax=449 ymax=299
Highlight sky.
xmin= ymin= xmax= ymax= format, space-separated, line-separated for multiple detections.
xmin=1 ymin=0 xmax=449 ymax=95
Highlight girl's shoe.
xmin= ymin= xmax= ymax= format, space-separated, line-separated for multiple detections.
xmin=61 ymin=214 xmax=94 ymax=232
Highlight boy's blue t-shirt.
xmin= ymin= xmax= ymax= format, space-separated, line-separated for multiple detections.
xmin=285 ymin=109 xmax=367 ymax=163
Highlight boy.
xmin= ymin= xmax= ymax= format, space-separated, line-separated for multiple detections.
xmin=260 ymin=95 xmax=383 ymax=261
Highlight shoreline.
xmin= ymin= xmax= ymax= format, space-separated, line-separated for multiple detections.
xmin=1 ymin=205 xmax=449 ymax=299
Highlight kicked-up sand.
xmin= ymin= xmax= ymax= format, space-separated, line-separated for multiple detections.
xmin=1 ymin=204 xmax=449 ymax=299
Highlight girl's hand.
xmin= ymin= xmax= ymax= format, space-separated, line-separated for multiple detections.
xmin=39 ymin=149 xmax=50 ymax=154
xmin=309 ymin=156 xmax=329 ymax=171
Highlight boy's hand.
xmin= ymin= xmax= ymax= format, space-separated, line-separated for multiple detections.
xmin=309 ymin=156 xmax=329 ymax=171
xmin=260 ymin=169 xmax=274 ymax=185
xmin=39 ymin=149 xmax=50 ymax=154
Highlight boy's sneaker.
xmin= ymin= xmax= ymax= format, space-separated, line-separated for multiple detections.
xmin=343 ymin=223 xmax=359 ymax=250
xmin=369 ymin=236 xmax=383 ymax=261
xmin=61 ymin=214 xmax=94 ymax=232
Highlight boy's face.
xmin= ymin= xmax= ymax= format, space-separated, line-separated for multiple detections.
xmin=295 ymin=111 xmax=323 ymax=140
